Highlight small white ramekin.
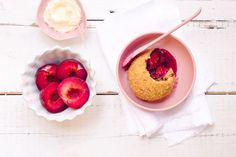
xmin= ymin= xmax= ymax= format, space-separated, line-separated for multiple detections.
xmin=22 ymin=47 xmax=96 ymax=122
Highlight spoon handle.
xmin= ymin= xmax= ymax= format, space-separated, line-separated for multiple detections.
xmin=122 ymin=8 xmax=202 ymax=69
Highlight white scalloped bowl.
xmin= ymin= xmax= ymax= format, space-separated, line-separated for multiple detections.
xmin=22 ymin=47 xmax=96 ymax=122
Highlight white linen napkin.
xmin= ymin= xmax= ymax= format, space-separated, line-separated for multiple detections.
xmin=97 ymin=0 xmax=213 ymax=145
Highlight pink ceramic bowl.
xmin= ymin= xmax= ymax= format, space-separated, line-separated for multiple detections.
xmin=117 ymin=33 xmax=196 ymax=111
xmin=37 ymin=0 xmax=86 ymax=40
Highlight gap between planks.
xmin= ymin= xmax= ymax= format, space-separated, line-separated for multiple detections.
xmin=0 ymin=91 xmax=118 ymax=96
xmin=0 ymin=132 xmax=235 ymax=137
xmin=0 ymin=91 xmax=236 ymax=96
xmin=0 ymin=83 xmax=235 ymax=95
xmin=0 ymin=20 xmax=235 ymax=29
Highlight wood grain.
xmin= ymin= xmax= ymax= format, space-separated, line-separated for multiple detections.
xmin=0 ymin=135 xmax=236 ymax=157
xmin=0 ymin=95 xmax=235 ymax=136
xmin=0 ymin=95 xmax=235 ymax=156
xmin=0 ymin=0 xmax=235 ymax=156
xmin=0 ymin=24 xmax=235 ymax=94
xmin=0 ymin=0 xmax=235 ymax=25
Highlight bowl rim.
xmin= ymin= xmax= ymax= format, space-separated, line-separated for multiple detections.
xmin=22 ymin=47 xmax=96 ymax=121
xmin=116 ymin=32 xmax=196 ymax=111
xmin=36 ymin=0 xmax=87 ymax=40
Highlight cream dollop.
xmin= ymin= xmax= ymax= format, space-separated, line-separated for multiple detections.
xmin=43 ymin=0 xmax=82 ymax=33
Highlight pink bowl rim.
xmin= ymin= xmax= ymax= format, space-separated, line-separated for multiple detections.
xmin=116 ymin=32 xmax=196 ymax=112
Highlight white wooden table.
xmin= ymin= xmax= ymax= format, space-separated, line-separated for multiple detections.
xmin=0 ymin=0 xmax=236 ymax=156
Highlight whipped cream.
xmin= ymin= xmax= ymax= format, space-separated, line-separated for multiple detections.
xmin=43 ymin=0 xmax=82 ymax=33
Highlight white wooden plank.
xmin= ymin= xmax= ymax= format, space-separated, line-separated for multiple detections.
xmin=0 ymin=95 xmax=235 ymax=156
xmin=0 ymin=0 xmax=149 ymax=24
xmin=177 ymin=0 xmax=236 ymax=20
xmin=0 ymin=0 xmax=235 ymax=25
xmin=0 ymin=24 xmax=235 ymax=92
xmin=0 ymin=95 xmax=126 ymax=136
xmin=0 ymin=95 xmax=235 ymax=136
xmin=0 ymin=135 xmax=236 ymax=157
xmin=182 ymin=26 xmax=236 ymax=92
xmin=0 ymin=26 xmax=118 ymax=93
